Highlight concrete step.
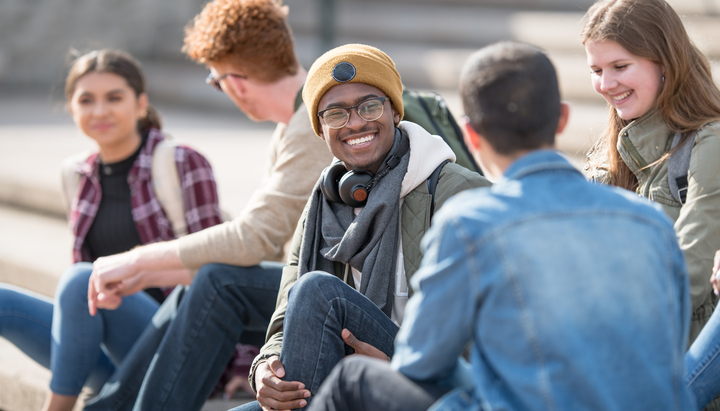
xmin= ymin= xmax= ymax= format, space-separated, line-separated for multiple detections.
xmin=287 ymin=0 xmax=720 ymax=54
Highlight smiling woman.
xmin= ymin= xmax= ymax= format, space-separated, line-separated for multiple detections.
xmin=0 ymin=49 xmax=223 ymax=411
xmin=581 ymin=3 xmax=720 ymax=407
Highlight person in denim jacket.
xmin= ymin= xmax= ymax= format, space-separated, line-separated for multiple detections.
xmin=306 ymin=41 xmax=696 ymax=411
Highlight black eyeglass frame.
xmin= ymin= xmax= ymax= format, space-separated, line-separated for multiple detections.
xmin=317 ymin=97 xmax=388 ymax=129
xmin=205 ymin=72 xmax=248 ymax=91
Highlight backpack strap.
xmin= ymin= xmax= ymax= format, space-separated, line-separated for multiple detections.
xmin=294 ymin=85 xmax=305 ymax=112
xmin=668 ymin=132 xmax=696 ymax=205
xmin=60 ymin=141 xmax=189 ymax=237
xmin=151 ymin=139 xmax=188 ymax=237
xmin=427 ymin=160 xmax=449 ymax=222
xmin=60 ymin=149 xmax=95 ymax=216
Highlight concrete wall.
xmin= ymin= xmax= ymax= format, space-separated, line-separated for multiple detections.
xmin=2 ymin=0 xmax=718 ymax=95
xmin=0 ymin=0 xmax=204 ymax=89
xmin=0 ymin=0 xmax=600 ymax=91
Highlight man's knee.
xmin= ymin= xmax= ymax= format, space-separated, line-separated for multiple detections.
xmin=55 ymin=262 xmax=93 ymax=306
xmin=192 ymin=263 xmax=241 ymax=291
xmin=288 ymin=271 xmax=343 ymax=303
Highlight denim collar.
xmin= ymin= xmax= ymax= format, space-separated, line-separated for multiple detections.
xmin=503 ymin=149 xmax=580 ymax=181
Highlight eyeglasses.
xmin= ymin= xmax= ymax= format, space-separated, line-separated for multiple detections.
xmin=318 ymin=97 xmax=387 ymax=129
xmin=205 ymin=72 xmax=248 ymax=92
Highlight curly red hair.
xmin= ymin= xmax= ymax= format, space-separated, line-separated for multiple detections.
xmin=183 ymin=0 xmax=298 ymax=83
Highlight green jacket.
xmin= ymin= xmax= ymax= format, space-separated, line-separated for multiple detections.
xmin=589 ymin=110 xmax=720 ymax=344
xmin=249 ymin=162 xmax=489 ymax=388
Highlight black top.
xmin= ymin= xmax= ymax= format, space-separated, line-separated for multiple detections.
xmin=84 ymin=134 xmax=166 ymax=304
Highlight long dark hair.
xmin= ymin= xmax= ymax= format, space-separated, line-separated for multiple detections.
xmin=65 ymin=49 xmax=162 ymax=132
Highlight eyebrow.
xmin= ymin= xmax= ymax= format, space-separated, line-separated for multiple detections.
xmin=323 ymin=93 xmax=382 ymax=109
xmin=77 ymin=88 xmax=127 ymax=98
xmin=589 ymin=59 xmax=631 ymax=67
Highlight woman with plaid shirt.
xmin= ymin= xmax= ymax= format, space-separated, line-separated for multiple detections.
xmin=0 ymin=49 xmax=222 ymax=411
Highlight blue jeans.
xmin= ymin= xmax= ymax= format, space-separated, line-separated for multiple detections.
xmin=84 ymin=262 xmax=283 ymax=411
xmin=687 ymin=303 xmax=720 ymax=409
xmin=232 ymin=272 xmax=399 ymax=411
xmin=306 ymin=356 xmax=443 ymax=411
xmin=0 ymin=262 xmax=158 ymax=395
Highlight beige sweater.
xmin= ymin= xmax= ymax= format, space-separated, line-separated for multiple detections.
xmin=176 ymin=104 xmax=333 ymax=273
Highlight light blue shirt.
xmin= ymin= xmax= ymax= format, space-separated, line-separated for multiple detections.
xmin=392 ymin=150 xmax=695 ymax=411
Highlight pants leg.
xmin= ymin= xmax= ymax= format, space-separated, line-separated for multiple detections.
xmin=280 ymin=272 xmax=399 ymax=399
xmin=306 ymin=356 xmax=438 ymax=411
xmin=0 ymin=284 xmax=56 ymax=367
xmin=84 ymin=285 xmax=188 ymax=411
xmin=52 ymin=262 xmax=159 ymax=396
xmin=686 ymin=304 xmax=720 ymax=409
xmin=131 ymin=262 xmax=283 ymax=411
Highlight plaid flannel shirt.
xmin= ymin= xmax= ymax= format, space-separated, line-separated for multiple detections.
xmin=69 ymin=128 xmax=222 ymax=263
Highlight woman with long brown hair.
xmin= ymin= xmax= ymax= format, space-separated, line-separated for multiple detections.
xmin=0 ymin=49 xmax=222 ymax=411
xmin=583 ymin=0 xmax=720 ymax=344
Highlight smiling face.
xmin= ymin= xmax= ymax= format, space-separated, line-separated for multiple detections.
xmin=585 ymin=40 xmax=664 ymax=121
xmin=69 ymin=71 xmax=146 ymax=158
xmin=317 ymin=82 xmax=400 ymax=174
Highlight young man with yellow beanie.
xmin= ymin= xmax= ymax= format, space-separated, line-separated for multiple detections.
xmin=236 ymin=44 xmax=490 ymax=411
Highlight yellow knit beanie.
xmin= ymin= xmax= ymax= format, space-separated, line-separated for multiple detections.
xmin=303 ymin=44 xmax=404 ymax=137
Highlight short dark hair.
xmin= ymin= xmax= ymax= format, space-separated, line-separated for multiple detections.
xmin=460 ymin=41 xmax=560 ymax=155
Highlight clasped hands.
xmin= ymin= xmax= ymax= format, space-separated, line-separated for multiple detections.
xmin=254 ymin=329 xmax=388 ymax=411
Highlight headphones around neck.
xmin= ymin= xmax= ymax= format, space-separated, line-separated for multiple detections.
xmin=320 ymin=129 xmax=408 ymax=208
xmin=320 ymin=162 xmax=374 ymax=208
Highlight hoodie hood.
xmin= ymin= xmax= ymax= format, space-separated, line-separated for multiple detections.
xmin=398 ymin=121 xmax=456 ymax=199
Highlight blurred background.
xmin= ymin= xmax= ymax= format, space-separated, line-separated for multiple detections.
xmin=0 ymin=0 xmax=719 ymax=409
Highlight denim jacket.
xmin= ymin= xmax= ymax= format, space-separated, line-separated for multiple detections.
xmin=587 ymin=111 xmax=720 ymax=344
xmin=392 ymin=150 xmax=695 ymax=411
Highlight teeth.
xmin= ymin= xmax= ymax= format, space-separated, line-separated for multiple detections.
xmin=613 ymin=91 xmax=632 ymax=101
xmin=347 ymin=134 xmax=375 ymax=146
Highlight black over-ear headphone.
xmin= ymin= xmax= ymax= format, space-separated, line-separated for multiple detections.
xmin=320 ymin=161 xmax=374 ymax=208
xmin=320 ymin=151 xmax=405 ymax=208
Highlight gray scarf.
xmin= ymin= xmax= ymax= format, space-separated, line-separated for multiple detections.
xmin=298 ymin=129 xmax=410 ymax=317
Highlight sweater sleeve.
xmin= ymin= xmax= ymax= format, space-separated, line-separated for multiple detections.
xmin=175 ymin=104 xmax=333 ymax=270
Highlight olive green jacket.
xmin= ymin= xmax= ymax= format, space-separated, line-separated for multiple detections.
xmin=588 ymin=110 xmax=720 ymax=344
xmin=248 ymin=160 xmax=489 ymax=389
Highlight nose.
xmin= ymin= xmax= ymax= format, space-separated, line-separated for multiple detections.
xmin=344 ymin=107 xmax=366 ymax=129
xmin=92 ymin=100 xmax=109 ymax=116
xmin=599 ymin=72 xmax=617 ymax=93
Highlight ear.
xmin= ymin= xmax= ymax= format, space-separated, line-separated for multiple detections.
xmin=461 ymin=117 xmax=482 ymax=153
xmin=556 ymin=101 xmax=570 ymax=135
xmin=392 ymin=106 xmax=400 ymax=125
xmin=137 ymin=93 xmax=149 ymax=119
xmin=318 ymin=124 xmax=326 ymax=140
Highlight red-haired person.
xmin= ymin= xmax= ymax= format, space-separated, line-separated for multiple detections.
xmin=80 ymin=1 xmax=333 ymax=410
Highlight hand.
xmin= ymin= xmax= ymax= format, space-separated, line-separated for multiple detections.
xmin=254 ymin=356 xmax=310 ymax=411
xmin=88 ymin=251 xmax=140 ymax=316
xmin=342 ymin=329 xmax=389 ymax=361
xmin=711 ymin=250 xmax=720 ymax=296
